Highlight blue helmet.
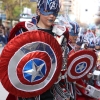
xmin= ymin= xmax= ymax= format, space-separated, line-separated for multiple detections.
xmin=37 ymin=0 xmax=60 ymax=16
xmin=69 ymin=22 xmax=80 ymax=36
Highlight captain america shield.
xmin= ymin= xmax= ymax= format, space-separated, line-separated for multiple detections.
xmin=67 ymin=50 xmax=97 ymax=82
xmin=0 ymin=30 xmax=62 ymax=98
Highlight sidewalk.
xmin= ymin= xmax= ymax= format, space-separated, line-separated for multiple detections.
xmin=0 ymin=82 xmax=8 ymax=100
xmin=0 ymin=46 xmax=9 ymax=100
xmin=0 ymin=46 xmax=3 ymax=53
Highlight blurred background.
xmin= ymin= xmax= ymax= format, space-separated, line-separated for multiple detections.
xmin=0 ymin=0 xmax=100 ymax=28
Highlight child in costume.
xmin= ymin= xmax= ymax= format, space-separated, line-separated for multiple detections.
xmin=6 ymin=0 xmax=72 ymax=100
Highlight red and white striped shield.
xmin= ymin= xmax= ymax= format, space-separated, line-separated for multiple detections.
xmin=67 ymin=50 xmax=97 ymax=82
xmin=0 ymin=30 xmax=62 ymax=98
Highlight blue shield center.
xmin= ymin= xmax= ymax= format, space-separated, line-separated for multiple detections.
xmin=75 ymin=62 xmax=87 ymax=73
xmin=23 ymin=58 xmax=46 ymax=82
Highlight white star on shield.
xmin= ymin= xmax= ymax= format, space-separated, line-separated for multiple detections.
xmin=24 ymin=60 xmax=45 ymax=82
xmin=76 ymin=63 xmax=86 ymax=73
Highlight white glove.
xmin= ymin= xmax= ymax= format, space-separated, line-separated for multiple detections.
xmin=85 ymin=85 xmax=100 ymax=99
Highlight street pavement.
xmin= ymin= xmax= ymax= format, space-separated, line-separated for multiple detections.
xmin=0 ymin=46 xmax=9 ymax=100
xmin=0 ymin=46 xmax=3 ymax=53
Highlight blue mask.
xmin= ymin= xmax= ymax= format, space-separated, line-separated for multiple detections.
xmin=39 ymin=8 xmax=58 ymax=17
xmin=37 ymin=0 xmax=60 ymax=17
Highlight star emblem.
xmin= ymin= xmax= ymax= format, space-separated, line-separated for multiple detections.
xmin=76 ymin=63 xmax=86 ymax=73
xmin=23 ymin=59 xmax=45 ymax=82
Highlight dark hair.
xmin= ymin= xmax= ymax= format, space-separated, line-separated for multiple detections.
xmin=0 ymin=24 xmax=5 ymax=29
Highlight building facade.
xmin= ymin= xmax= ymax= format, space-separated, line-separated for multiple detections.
xmin=60 ymin=0 xmax=100 ymax=25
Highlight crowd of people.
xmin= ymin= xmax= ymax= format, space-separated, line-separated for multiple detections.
xmin=0 ymin=0 xmax=100 ymax=100
xmin=77 ymin=25 xmax=100 ymax=51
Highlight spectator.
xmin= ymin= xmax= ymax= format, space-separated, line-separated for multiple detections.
xmin=0 ymin=24 xmax=6 ymax=46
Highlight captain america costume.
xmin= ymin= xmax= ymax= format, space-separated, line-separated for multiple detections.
xmin=6 ymin=13 xmax=70 ymax=100
xmin=5 ymin=0 xmax=66 ymax=99
xmin=68 ymin=29 xmax=100 ymax=100
xmin=7 ymin=16 xmax=78 ymax=100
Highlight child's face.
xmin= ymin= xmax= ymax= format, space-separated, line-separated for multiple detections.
xmin=38 ymin=11 xmax=56 ymax=29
